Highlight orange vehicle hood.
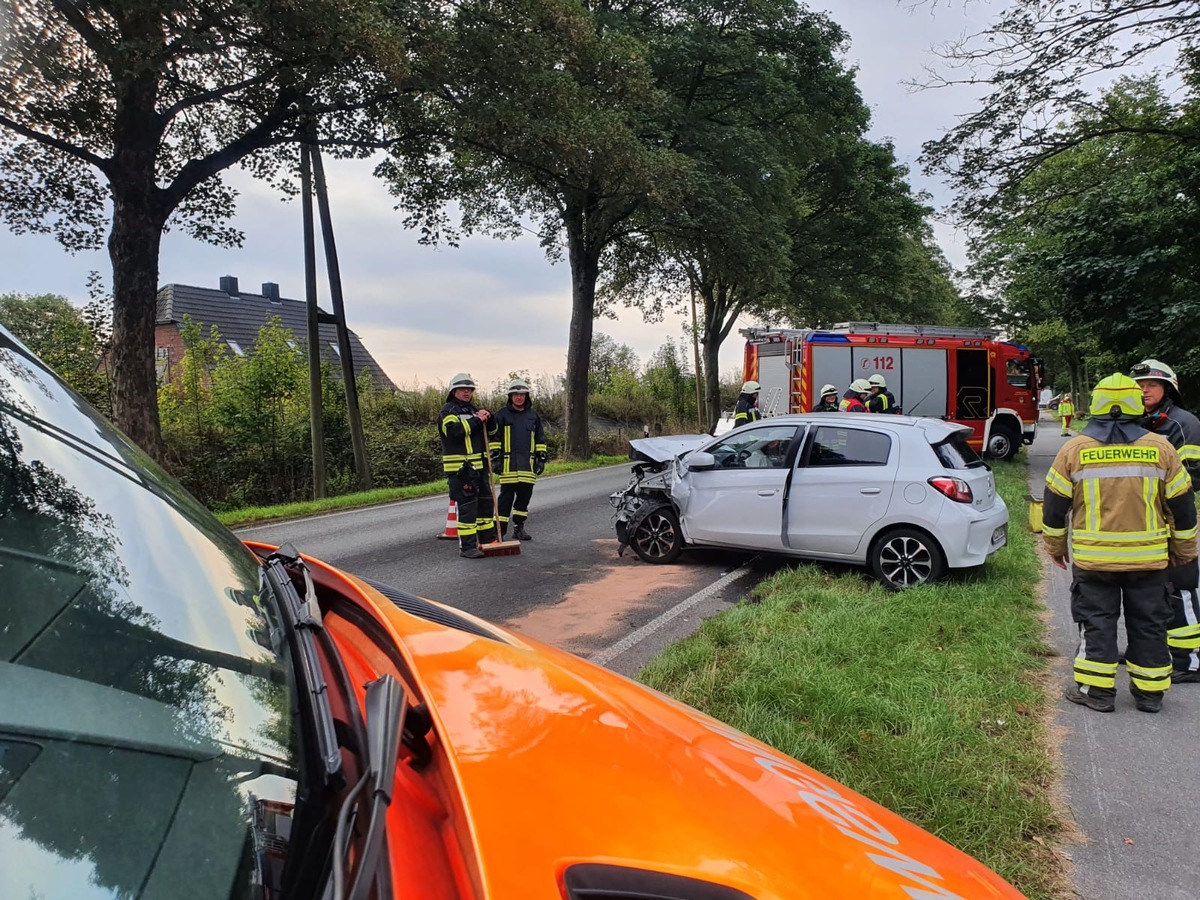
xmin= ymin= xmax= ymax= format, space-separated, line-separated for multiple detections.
xmin=350 ymin=577 xmax=1025 ymax=900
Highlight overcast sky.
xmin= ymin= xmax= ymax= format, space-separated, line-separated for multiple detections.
xmin=0 ymin=0 xmax=1002 ymax=392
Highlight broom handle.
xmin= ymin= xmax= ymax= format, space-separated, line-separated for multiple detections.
xmin=482 ymin=422 xmax=501 ymax=538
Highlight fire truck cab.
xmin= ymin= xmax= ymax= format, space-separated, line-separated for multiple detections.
xmin=741 ymin=322 xmax=1041 ymax=460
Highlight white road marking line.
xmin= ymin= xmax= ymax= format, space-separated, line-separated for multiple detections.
xmin=589 ymin=561 xmax=755 ymax=666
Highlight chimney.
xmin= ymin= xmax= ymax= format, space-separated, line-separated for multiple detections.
xmin=219 ymin=275 xmax=239 ymax=296
xmin=262 ymin=282 xmax=281 ymax=303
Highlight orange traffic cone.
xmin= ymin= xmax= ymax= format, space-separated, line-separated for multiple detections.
xmin=437 ymin=500 xmax=459 ymax=540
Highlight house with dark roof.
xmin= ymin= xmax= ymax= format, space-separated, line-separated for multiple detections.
xmin=154 ymin=276 xmax=395 ymax=390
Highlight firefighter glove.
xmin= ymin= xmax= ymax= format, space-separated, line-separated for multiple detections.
xmin=533 ymin=452 xmax=547 ymax=476
xmin=490 ymin=448 xmax=503 ymax=471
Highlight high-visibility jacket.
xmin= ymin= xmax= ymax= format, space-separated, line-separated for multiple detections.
xmin=493 ymin=402 xmax=546 ymax=484
xmin=1057 ymin=399 xmax=1075 ymax=419
xmin=1043 ymin=433 xmax=1197 ymax=572
xmin=839 ymin=394 xmax=866 ymax=413
xmin=733 ymin=398 xmax=761 ymax=427
xmin=1142 ymin=400 xmax=1200 ymax=490
xmin=438 ymin=397 xmax=497 ymax=475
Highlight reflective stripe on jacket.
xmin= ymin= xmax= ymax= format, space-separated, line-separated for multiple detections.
xmin=1057 ymin=401 xmax=1075 ymax=418
xmin=733 ymin=399 xmax=761 ymax=427
xmin=1143 ymin=400 xmax=1200 ymax=491
xmin=839 ymin=396 xmax=866 ymax=413
xmin=1042 ymin=433 xmax=1198 ymax=572
xmin=438 ymin=399 xmax=496 ymax=474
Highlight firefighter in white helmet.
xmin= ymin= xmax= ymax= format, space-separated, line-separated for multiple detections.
xmin=1043 ymin=374 xmax=1196 ymax=713
xmin=734 ymin=380 xmax=762 ymax=427
xmin=491 ymin=377 xmax=546 ymax=541
xmin=438 ymin=373 xmax=497 ymax=558
xmin=814 ymin=384 xmax=839 ymax=412
xmin=1130 ymin=359 xmax=1200 ymax=681
xmin=867 ymin=374 xmax=900 ymax=414
xmin=839 ymin=379 xmax=870 ymax=413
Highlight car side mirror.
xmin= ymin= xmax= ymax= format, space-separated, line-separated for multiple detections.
xmin=684 ymin=451 xmax=717 ymax=471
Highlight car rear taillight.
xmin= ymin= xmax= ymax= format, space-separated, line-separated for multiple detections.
xmin=928 ymin=476 xmax=974 ymax=503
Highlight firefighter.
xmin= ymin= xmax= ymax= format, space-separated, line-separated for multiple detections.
xmin=438 ymin=373 xmax=498 ymax=559
xmin=814 ymin=384 xmax=839 ymax=412
xmin=867 ymin=374 xmax=900 ymax=414
xmin=491 ymin=377 xmax=547 ymax=541
xmin=1057 ymin=392 xmax=1075 ymax=436
xmin=734 ymin=381 xmax=762 ymax=427
xmin=839 ymin=379 xmax=870 ymax=413
xmin=1042 ymin=373 xmax=1197 ymax=713
xmin=1130 ymin=358 xmax=1200 ymax=681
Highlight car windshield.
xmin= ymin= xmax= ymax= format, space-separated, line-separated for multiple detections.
xmin=0 ymin=332 xmax=301 ymax=899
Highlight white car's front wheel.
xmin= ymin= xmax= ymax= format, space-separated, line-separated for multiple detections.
xmin=630 ymin=506 xmax=684 ymax=564
xmin=869 ymin=528 xmax=946 ymax=590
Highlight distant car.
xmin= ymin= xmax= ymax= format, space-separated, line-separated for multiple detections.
xmin=1040 ymin=394 xmax=1062 ymax=410
xmin=611 ymin=413 xmax=1009 ymax=589
xmin=0 ymin=325 xmax=1024 ymax=899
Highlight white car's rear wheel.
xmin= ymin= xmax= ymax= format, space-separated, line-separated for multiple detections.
xmin=631 ymin=507 xmax=683 ymax=564
xmin=869 ymin=528 xmax=946 ymax=590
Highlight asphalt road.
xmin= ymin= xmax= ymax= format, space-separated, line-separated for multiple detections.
xmin=238 ymin=465 xmax=772 ymax=675
xmin=1029 ymin=416 xmax=1199 ymax=900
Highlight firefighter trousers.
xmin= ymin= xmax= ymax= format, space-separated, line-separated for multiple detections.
xmin=1071 ymin=566 xmax=1172 ymax=699
xmin=497 ymin=481 xmax=534 ymax=536
xmin=1166 ymin=558 xmax=1200 ymax=674
xmin=448 ymin=469 xmax=495 ymax=549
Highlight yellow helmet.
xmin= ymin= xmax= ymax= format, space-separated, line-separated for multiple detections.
xmin=1089 ymin=373 xmax=1144 ymax=419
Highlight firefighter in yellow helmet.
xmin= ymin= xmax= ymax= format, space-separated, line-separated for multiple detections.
xmin=1130 ymin=358 xmax=1200 ymax=681
xmin=734 ymin=381 xmax=762 ymax=427
xmin=814 ymin=384 xmax=839 ymax=412
xmin=1043 ymin=374 xmax=1197 ymax=713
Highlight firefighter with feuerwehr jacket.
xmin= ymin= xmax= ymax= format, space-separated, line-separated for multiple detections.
xmin=491 ymin=377 xmax=546 ymax=542
xmin=1042 ymin=373 xmax=1197 ymax=714
xmin=1130 ymin=359 xmax=1200 ymax=682
xmin=438 ymin=373 xmax=498 ymax=559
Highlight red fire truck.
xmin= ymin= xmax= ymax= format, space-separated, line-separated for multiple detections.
xmin=741 ymin=322 xmax=1042 ymax=459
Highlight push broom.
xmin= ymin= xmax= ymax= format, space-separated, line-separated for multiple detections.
xmin=478 ymin=428 xmax=522 ymax=557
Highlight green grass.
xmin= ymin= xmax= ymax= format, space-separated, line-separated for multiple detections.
xmin=639 ymin=458 xmax=1067 ymax=899
xmin=216 ymin=455 xmax=628 ymax=528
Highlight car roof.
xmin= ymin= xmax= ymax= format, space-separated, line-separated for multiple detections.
xmin=747 ymin=413 xmax=973 ymax=443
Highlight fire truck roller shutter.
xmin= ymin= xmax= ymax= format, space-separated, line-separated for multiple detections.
xmin=811 ymin=345 xmax=853 ymax=410
xmin=755 ymin=342 xmax=790 ymax=415
xmin=851 ymin=347 xmax=902 ymax=409
xmin=900 ymin=348 xmax=949 ymax=418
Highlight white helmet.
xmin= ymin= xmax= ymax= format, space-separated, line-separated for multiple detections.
xmin=506 ymin=377 xmax=531 ymax=394
xmin=819 ymin=383 xmax=837 ymax=397
xmin=850 ymin=378 xmax=871 ymax=393
xmin=449 ymin=372 xmax=477 ymax=390
xmin=741 ymin=380 xmax=761 ymax=393
xmin=868 ymin=374 xmax=887 ymax=388
xmin=1130 ymin=359 xmax=1180 ymax=402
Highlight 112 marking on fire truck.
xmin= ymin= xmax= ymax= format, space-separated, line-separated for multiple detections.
xmin=742 ymin=322 xmax=1043 ymax=460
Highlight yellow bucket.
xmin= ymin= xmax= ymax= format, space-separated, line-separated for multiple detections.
xmin=1026 ymin=494 xmax=1043 ymax=533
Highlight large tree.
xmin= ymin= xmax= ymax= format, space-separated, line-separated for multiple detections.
xmin=0 ymin=0 xmax=424 ymax=458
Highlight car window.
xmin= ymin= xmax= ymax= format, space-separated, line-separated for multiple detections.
xmin=933 ymin=433 xmax=987 ymax=469
xmin=705 ymin=425 xmax=798 ymax=469
xmin=806 ymin=426 xmax=892 ymax=467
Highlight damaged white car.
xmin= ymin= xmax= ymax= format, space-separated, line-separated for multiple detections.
xmin=610 ymin=414 xmax=1009 ymax=590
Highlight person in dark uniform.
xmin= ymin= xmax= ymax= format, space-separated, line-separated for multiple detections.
xmin=814 ymin=384 xmax=839 ymax=412
xmin=867 ymin=374 xmax=900 ymax=413
xmin=438 ymin=372 xmax=497 ymax=559
xmin=734 ymin=380 xmax=762 ymax=427
xmin=491 ymin=377 xmax=547 ymax=541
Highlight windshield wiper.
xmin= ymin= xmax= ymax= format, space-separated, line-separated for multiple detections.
xmin=330 ymin=674 xmax=406 ymax=900
xmin=263 ymin=544 xmax=342 ymax=786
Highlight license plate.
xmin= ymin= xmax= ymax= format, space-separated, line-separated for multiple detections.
xmin=991 ymin=524 xmax=1007 ymax=547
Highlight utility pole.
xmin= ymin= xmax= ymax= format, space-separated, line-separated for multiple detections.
xmin=304 ymin=128 xmax=373 ymax=491
xmin=299 ymin=142 xmax=326 ymax=499
xmin=690 ymin=283 xmax=704 ymax=432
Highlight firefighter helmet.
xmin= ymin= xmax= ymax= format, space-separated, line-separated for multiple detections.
xmin=819 ymin=383 xmax=837 ymax=397
xmin=868 ymin=374 xmax=887 ymax=388
xmin=741 ymin=380 xmax=761 ymax=394
xmin=449 ymin=372 xmax=477 ymax=391
xmin=506 ymin=377 xmax=531 ymax=395
xmin=850 ymin=378 xmax=871 ymax=394
xmin=1129 ymin=358 xmax=1180 ymax=402
xmin=1089 ymin=373 xmax=1144 ymax=419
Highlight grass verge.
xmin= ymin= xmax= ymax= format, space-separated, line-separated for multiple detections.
xmin=216 ymin=455 xmax=628 ymax=528
xmin=639 ymin=457 xmax=1066 ymax=899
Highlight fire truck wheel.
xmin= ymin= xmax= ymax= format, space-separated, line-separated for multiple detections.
xmin=631 ymin=506 xmax=684 ymax=564
xmin=869 ymin=527 xmax=946 ymax=591
xmin=985 ymin=424 xmax=1020 ymax=461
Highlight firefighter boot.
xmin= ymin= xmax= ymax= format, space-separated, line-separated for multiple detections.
xmin=459 ymin=538 xmax=484 ymax=559
xmin=1133 ymin=691 xmax=1163 ymax=714
xmin=1064 ymin=682 xmax=1115 ymax=712
xmin=512 ymin=521 xmax=532 ymax=542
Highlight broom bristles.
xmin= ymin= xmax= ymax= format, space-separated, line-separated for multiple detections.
xmin=479 ymin=539 xmax=522 ymax=557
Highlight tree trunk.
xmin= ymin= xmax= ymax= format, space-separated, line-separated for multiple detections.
xmin=702 ymin=329 xmax=722 ymax=430
xmin=564 ymin=201 xmax=601 ymax=460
